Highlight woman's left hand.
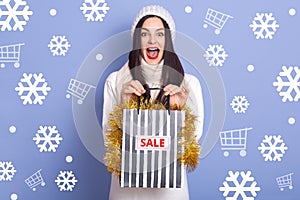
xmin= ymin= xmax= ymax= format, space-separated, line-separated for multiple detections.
xmin=164 ymin=84 xmax=190 ymax=107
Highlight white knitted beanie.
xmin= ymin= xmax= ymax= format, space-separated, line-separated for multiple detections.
xmin=131 ymin=5 xmax=176 ymax=40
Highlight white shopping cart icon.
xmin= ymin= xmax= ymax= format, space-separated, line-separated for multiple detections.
xmin=203 ymin=8 xmax=233 ymax=34
xmin=0 ymin=43 xmax=24 ymax=68
xmin=66 ymin=78 xmax=95 ymax=104
xmin=219 ymin=127 xmax=252 ymax=157
xmin=25 ymin=169 xmax=46 ymax=191
xmin=276 ymin=173 xmax=294 ymax=191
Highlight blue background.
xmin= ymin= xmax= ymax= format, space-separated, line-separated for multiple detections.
xmin=0 ymin=0 xmax=299 ymax=199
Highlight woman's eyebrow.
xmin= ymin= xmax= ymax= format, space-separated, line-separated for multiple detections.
xmin=155 ymin=28 xmax=165 ymax=32
xmin=141 ymin=28 xmax=165 ymax=32
xmin=141 ymin=28 xmax=150 ymax=32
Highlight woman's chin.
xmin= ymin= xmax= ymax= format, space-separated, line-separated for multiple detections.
xmin=144 ymin=56 xmax=162 ymax=65
xmin=146 ymin=60 xmax=159 ymax=65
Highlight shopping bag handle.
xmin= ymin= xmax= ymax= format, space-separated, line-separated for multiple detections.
xmin=137 ymin=87 xmax=170 ymax=115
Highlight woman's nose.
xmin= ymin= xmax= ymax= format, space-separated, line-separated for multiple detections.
xmin=148 ymin=34 xmax=156 ymax=44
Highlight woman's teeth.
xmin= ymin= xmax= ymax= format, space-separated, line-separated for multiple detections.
xmin=146 ymin=48 xmax=159 ymax=59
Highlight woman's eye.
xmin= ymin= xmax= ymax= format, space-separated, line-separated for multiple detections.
xmin=141 ymin=32 xmax=149 ymax=37
xmin=157 ymin=32 xmax=165 ymax=37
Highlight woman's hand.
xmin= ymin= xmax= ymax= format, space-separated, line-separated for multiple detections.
xmin=164 ymin=84 xmax=190 ymax=107
xmin=121 ymin=80 xmax=145 ymax=103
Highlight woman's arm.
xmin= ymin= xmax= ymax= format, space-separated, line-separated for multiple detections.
xmin=184 ymin=74 xmax=204 ymax=141
xmin=102 ymin=72 xmax=118 ymax=142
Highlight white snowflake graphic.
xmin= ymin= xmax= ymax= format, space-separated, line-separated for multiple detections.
xmin=0 ymin=0 xmax=33 ymax=31
xmin=203 ymin=44 xmax=228 ymax=67
xmin=258 ymin=135 xmax=288 ymax=161
xmin=219 ymin=171 xmax=260 ymax=200
xmin=230 ymin=96 xmax=250 ymax=113
xmin=33 ymin=126 xmax=63 ymax=152
xmin=55 ymin=171 xmax=78 ymax=191
xmin=273 ymin=66 xmax=300 ymax=102
xmin=80 ymin=0 xmax=110 ymax=22
xmin=249 ymin=13 xmax=279 ymax=39
xmin=48 ymin=35 xmax=71 ymax=56
xmin=0 ymin=161 xmax=16 ymax=181
xmin=15 ymin=73 xmax=51 ymax=105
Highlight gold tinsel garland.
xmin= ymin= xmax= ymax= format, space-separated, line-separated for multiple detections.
xmin=104 ymin=99 xmax=200 ymax=176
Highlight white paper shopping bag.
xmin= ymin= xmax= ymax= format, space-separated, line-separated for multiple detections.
xmin=120 ymin=108 xmax=185 ymax=188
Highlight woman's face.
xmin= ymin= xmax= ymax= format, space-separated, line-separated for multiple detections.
xmin=140 ymin=17 xmax=165 ymax=65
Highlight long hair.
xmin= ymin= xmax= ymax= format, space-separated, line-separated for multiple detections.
xmin=128 ymin=15 xmax=184 ymax=106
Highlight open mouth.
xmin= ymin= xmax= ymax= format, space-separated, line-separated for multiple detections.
xmin=146 ymin=47 xmax=160 ymax=59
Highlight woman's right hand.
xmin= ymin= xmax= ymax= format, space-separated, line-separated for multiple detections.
xmin=121 ymin=80 xmax=146 ymax=103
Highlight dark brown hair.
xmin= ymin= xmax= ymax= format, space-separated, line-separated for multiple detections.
xmin=129 ymin=15 xmax=184 ymax=106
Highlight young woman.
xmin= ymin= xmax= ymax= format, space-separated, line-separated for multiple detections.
xmin=102 ymin=5 xmax=204 ymax=200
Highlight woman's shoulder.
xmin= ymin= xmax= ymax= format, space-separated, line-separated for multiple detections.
xmin=105 ymin=61 xmax=129 ymax=84
xmin=184 ymin=73 xmax=200 ymax=84
xmin=105 ymin=71 xmax=118 ymax=83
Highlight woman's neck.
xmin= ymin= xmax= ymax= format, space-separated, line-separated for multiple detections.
xmin=141 ymin=58 xmax=164 ymax=86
